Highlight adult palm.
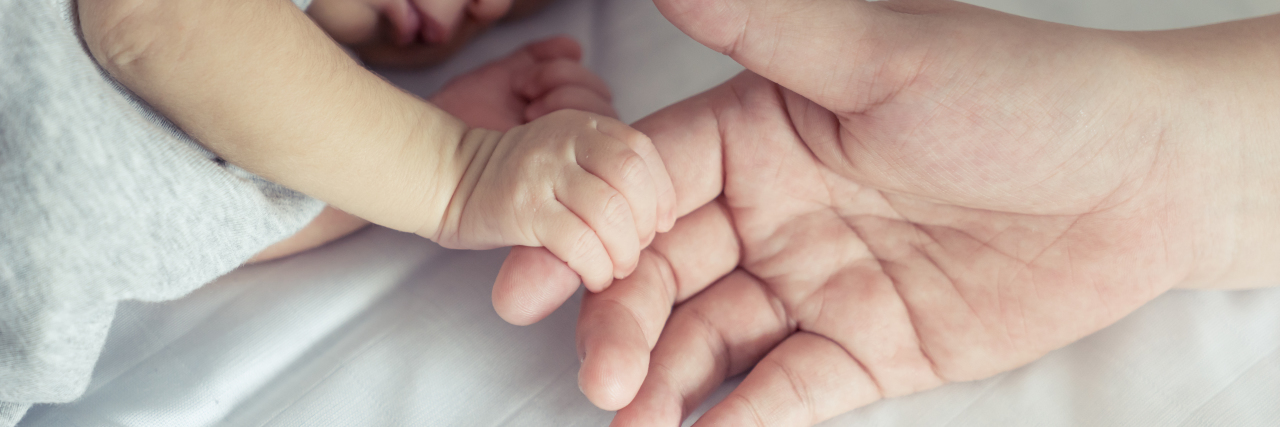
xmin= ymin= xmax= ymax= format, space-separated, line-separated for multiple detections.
xmin=495 ymin=0 xmax=1240 ymax=425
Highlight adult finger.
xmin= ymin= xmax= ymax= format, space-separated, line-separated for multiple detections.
xmin=493 ymin=246 xmax=581 ymax=325
xmin=693 ymin=333 xmax=882 ymax=427
xmin=609 ymin=269 xmax=793 ymax=426
xmin=577 ymin=201 xmax=740 ymax=410
xmin=630 ymin=81 xmax=732 ymax=222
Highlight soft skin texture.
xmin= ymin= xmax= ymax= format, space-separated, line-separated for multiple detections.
xmin=491 ymin=0 xmax=1280 ymax=425
xmin=77 ymin=1 xmax=675 ymax=291
xmin=250 ymin=37 xmax=619 ymax=264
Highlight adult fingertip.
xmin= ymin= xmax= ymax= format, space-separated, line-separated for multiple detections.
xmin=579 ymin=341 xmax=647 ymax=411
xmin=577 ymin=297 xmax=654 ymax=411
xmin=578 ymin=369 xmax=630 ymax=411
xmin=492 ymin=247 xmax=581 ymax=325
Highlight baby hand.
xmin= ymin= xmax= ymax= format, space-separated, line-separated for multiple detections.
xmin=435 ymin=110 xmax=677 ymax=292
xmin=430 ymin=36 xmax=617 ymax=132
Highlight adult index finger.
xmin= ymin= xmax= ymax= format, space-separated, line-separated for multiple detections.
xmin=578 ymin=201 xmax=740 ymax=411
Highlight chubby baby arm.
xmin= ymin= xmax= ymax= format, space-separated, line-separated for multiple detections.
xmin=78 ymin=0 xmax=469 ymax=236
xmin=251 ymin=37 xmax=622 ymax=263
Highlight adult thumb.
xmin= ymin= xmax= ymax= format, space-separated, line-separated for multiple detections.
xmin=653 ymin=0 xmax=920 ymax=111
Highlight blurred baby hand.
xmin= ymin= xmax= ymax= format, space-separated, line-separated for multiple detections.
xmin=433 ymin=110 xmax=676 ymax=292
xmin=430 ymin=36 xmax=617 ymax=131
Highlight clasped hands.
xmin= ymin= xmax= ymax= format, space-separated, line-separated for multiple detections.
xmin=489 ymin=0 xmax=1280 ymax=425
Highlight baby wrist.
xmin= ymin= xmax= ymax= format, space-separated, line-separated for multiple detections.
xmin=418 ymin=127 xmax=505 ymax=242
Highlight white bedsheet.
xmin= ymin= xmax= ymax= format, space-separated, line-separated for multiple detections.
xmin=19 ymin=0 xmax=1280 ymax=425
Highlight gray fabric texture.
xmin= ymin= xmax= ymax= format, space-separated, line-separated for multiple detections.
xmin=0 ymin=404 xmax=25 ymax=427
xmin=0 ymin=0 xmax=322 ymax=424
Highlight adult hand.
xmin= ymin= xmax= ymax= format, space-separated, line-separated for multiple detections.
xmin=495 ymin=0 xmax=1280 ymax=425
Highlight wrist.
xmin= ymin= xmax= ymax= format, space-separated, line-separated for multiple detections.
xmin=420 ymin=126 xmax=505 ymax=243
xmin=1129 ymin=15 xmax=1280 ymax=288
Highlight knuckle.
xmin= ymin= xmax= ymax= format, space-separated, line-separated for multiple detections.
xmin=771 ymin=357 xmax=817 ymax=416
xmin=617 ymin=152 xmax=650 ymax=187
xmin=600 ymin=192 xmax=632 ymax=227
xmin=566 ymin=227 xmax=603 ymax=266
xmin=724 ymin=393 xmax=771 ymax=427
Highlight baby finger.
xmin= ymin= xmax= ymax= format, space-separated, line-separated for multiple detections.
xmin=523 ymin=36 xmax=584 ymax=62
xmin=556 ymin=169 xmax=643 ymax=282
xmin=532 ymin=199 xmax=616 ymax=292
xmin=592 ymin=118 xmax=678 ymax=235
xmin=575 ymin=131 xmax=659 ymax=248
xmin=520 ymin=58 xmax=613 ymax=105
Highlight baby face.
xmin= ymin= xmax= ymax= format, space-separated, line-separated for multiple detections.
xmin=309 ymin=0 xmax=553 ymax=67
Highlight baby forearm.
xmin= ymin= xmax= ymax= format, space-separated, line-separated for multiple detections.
xmin=77 ymin=0 xmax=477 ymax=235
